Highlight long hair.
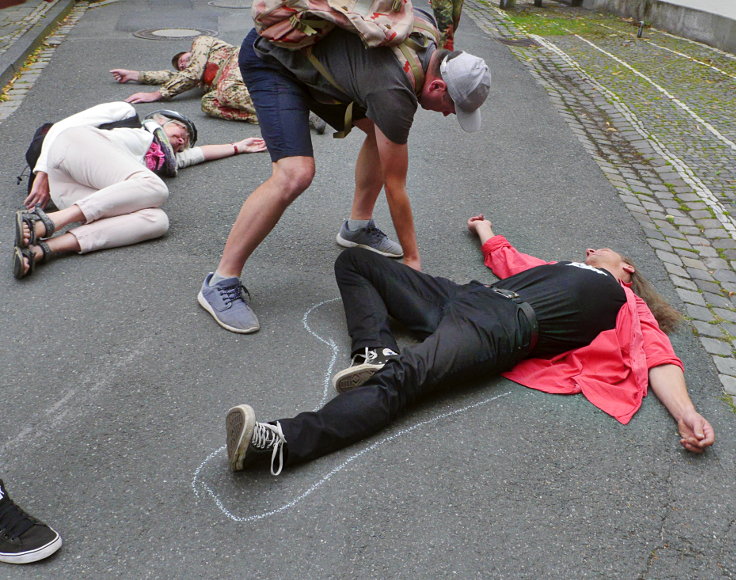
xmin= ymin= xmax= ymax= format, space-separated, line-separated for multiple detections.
xmin=622 ymin=256 xmax=683 ymax=334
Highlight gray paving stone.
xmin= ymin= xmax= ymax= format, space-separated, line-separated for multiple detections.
xmin=691 ymin=320 xmax=725 ymax=338
xmin=681 ymin=256 xmax=708 ymax=270
xmin=712 ymin=307 xmax=736 ymax=322
xmin=664 ymin=262 xmax=688 ymax=278
xmin=703 ymin=292 xmax=734 ymax=310
xmin=703 ymin=257 xmax=731 ymax=270
xmin=671 ymin=275 xmax=698 ymax=291
xmin=698 ymin=337 xmax=733 ymax=357
xmin=713 ymin=269 xmax=736 ymax=284
xmin=687 ymin=268 xmax=716 ymax=282
xmin=713 ymin=356 xmax=736 ymax=376
xmin=656 ymin=249 xmax=683 ymax=265
xmin=685 ymin=303 xmax=715 ymax=322
xmin=649 ymin=239 xmax=672 ymax=252
xmin=721 ymin=374 xmax=736 ymax=396
xmin=676 ymin=288 xmax=707 ymax=306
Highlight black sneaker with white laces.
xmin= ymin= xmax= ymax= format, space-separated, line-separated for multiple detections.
xmin=332 ymin=347 xmax=398 ymax=393
xmin=0 ymin=480 xmax=62 ymax=564
xmin=226 ymin=405 xmax=287 ymax=476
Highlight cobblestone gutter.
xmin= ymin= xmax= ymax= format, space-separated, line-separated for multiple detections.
xmin=465 ymin=0 xmax=736 ymax=405
xmin=0 ymin=1 xmax=89 ymax=120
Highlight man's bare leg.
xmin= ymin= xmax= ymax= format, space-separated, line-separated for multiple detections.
xmin=198 ymin=156 xmax=315 ymax=333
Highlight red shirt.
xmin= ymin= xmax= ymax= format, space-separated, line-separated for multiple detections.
xmin=483 ymin=235 xmax=683 ymax=424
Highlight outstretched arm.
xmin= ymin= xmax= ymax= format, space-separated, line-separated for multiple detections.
xmin=177 ymin=137 xmax=267 ymax=169
xmin=648 ymin=364 xmax=715 ymax=453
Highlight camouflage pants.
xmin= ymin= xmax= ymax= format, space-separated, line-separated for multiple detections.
xmin=431 ymin=0 xmax=464 ymax=49
xmin=201 ymin=58 xmax=258 ymax=123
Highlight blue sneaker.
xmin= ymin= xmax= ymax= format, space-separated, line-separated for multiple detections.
xmin=336 ymin=219 xmax=403 ymax=258
xmin=197 ymin=273 xmax=260 ymax=334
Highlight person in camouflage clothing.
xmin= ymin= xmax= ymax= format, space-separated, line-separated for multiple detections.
xmin=430 ymin=0 xmax=464 ymax=49
xmin=110 ymin=36 xmax=258 ymax=123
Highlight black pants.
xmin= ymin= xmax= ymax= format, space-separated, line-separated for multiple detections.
xmin=277 ymin=248 xmax=535 ymax=465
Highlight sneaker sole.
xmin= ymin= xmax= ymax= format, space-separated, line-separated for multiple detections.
xmin=335 ymin=233 xmax=404 ymax=259
xmin=332 ymin=362 xmax=384 ymax=393
xmin=226 ymin=405 xmax=256 ymax=472
xmin=197 ymin=290 xmax=260 ymax=334
xmin=0 ymin=530 xmax=62 ymax=564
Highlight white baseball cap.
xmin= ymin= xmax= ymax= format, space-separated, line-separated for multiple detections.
xmin=440 ymin=52 xmax=491 ymax=132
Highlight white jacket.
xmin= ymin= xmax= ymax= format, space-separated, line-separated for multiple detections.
xmin=33 ymin=101 xmax=204 ymax=174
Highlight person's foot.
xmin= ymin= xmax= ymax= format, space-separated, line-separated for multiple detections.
xmin=226 ymin=405 xmax=286 ymax=476
xmin=336 ymin=220 xmax=403 ymax=258
xmin=308 ymin=112 xmax=327 ymax=135
xmin=0 ymin=480 xmax=62 ymax=564
xmin=12 ymin=245 xmax=42 ymax=279
xmin=14 ymin=206 xmax=55 ymax=249
xmin=332 ymin=347 xmax=398 ymax=393
xmin=197 ymin=273 xmax=260 ymax=334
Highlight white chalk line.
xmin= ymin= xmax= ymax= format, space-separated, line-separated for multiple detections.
xmin=192 ymin=392 xmax=512 ymax=522
xmin=569 ymin=33 xmax=736 ymax=153
xmin=654 ymin=28 xmax=736 ymax=61
xmin=190 ymin=298 xmax=512 ymax=522
xmin=592 ymin=22 xmax=736 ymax=81
xmin=532 ymin=34 xmax=736 ymax=240
xmin=0 ymin=338 xmax=152 ymax=457
xmin=301 ymin=298 xmax=342 ymax=410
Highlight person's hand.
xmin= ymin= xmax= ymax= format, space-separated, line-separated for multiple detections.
xmin=677 ymin=410 xmax=715 ymax=453
xmin=125 ymin=91 xmax=162 ymax=104
xmin=403 ymin=255 xmax=421 ymax=271
xmin=23 ymin=171 xmax=50 ymax=209
xmin=234 ymin=137 xmax=267 ymax=154
xmin=110 ymin=69 xmax=139 ymax=83
xmin=467 ymin=214 xmax=492 ymax=233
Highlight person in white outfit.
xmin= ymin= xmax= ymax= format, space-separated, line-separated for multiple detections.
xmin=13 ymin=101 xmax=266 ymax=279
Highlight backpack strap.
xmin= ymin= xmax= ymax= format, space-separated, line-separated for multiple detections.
xmin=304 ymin=45 xmax=355 ymax=138
xmin=390 ymin=17 xmax=440 ymax=95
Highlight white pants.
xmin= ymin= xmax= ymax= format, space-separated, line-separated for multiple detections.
xmin=48 ymin=127 xmax=169 ymax=254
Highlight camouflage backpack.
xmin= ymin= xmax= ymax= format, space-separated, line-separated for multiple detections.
xmin=252 ymin=0 xmax=416 ymax=50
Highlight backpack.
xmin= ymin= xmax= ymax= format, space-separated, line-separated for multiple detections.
xmin=19 ymin=114 xmax=144 ymax=194
xmin=252 ymin=0 xmax=416 ymax=50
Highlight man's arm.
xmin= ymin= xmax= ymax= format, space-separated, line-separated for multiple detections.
xmin=467 ymin=213 xmax=550 ymax=277
xmin=648 ymin=364 xmax=714 ymax=453
xmin=373 ymin=124 xmax=420 ymax=270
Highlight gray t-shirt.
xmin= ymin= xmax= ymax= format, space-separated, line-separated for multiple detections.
xmin=254 ymin=10 xmax=436 ymax=144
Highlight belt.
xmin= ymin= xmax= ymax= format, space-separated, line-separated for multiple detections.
xmin=492 ymin=287 xmax=539 ymax=352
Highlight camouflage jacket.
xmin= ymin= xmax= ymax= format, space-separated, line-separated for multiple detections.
xmin=138 ymin=36 xmax=239 ymax=99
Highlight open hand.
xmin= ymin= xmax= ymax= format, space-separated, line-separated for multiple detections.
xmin=234 ymin=137 xmax=267 ymax=154
xmin=125 ymin=91 xmax=161 ymax=104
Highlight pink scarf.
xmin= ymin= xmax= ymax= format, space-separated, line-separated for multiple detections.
xmin=144 ymin=140 xmax=166 ymax=172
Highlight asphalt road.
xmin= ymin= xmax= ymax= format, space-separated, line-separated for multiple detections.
xmin=1 ymin=0 xmax=734 ymax=577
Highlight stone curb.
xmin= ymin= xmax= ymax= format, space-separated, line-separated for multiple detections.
xmin=0 ymin=0 xmax=77 ymax=89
